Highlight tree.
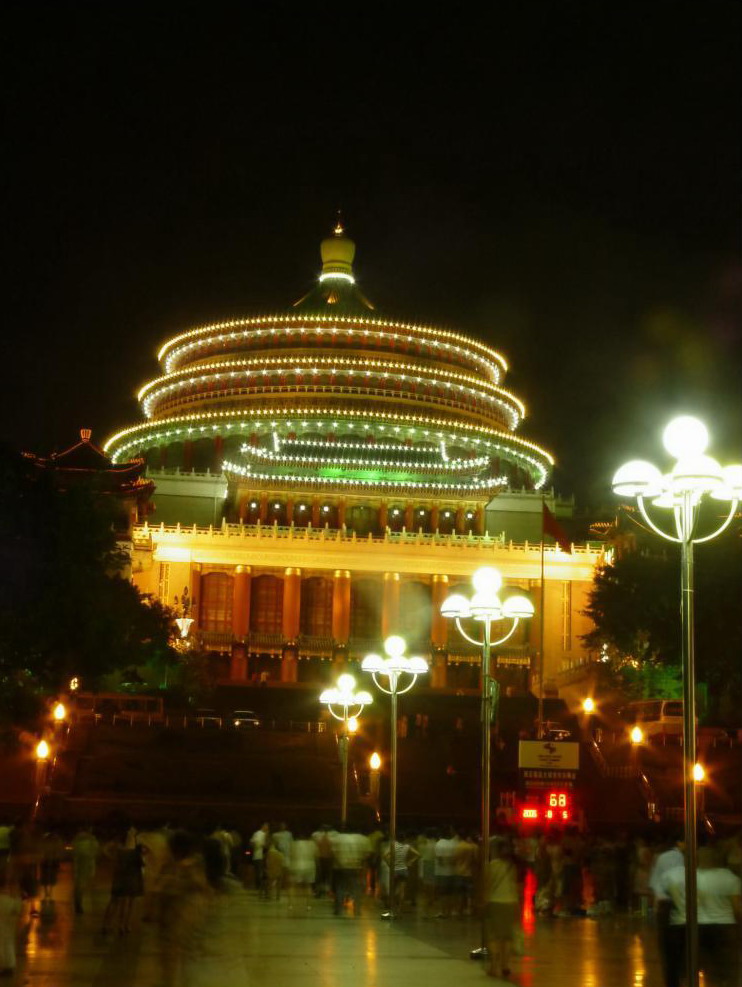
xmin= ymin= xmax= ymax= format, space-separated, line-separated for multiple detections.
xmin=583 ymin=531 xmax=742 ymax=724
xmin=0 ymin=445 xmax=175 ymax=724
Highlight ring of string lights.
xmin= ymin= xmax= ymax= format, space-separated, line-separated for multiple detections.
xmin=106 ymin=305 xmax=553 ymax=490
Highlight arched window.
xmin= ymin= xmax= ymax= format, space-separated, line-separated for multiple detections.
xmin=350 ymin=579 xmax=382 ymax=641
xmin=250 ymin=575 xmax=284 ymax=634
xmin=300 ymin=577 xmax=333 ymax=637
xmin=200 ymin=573 xmax=233 ymax=632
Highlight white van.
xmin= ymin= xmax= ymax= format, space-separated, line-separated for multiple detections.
xmin=621 ymin=699 xmax=685 ymax=737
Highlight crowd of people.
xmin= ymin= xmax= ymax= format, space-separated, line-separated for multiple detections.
xmin=0 ymin=815 xmax=739 ymax=984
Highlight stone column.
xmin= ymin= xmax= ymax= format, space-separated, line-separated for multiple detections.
xmin=430 ymin=574 xmax=449 ymax=647
xmin=378 ymin=501 xmax=388 ymax=532
xmin=259 ymin=494 xmax=268 ymax=524
xmin=381 ymin=572 xmax=400 ymax=639
xmin=454 ymin=505 xmax=466 ymax=534
xmin=404 ymin=503 xmax=414 ymax=531
xmin=286 ymin=497 xmax=295 ymax=526
xmin=332 ymin=570 xmax=351 ymax=645
xmin=338 ymin=499 xmax=347 ymax=529
xmin=311 ymin=497 xmax=320 ymax=528
xmin=232 ymin=566 xmax=251 ymax=639
xmin=474 ymin=504 xmax=485 ymax=535
xmin=430 ymin=504 xmax=440 ymax=532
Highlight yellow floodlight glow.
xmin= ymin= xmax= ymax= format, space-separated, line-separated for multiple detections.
xmin=582 ymin=698 xmax=595 ymax=714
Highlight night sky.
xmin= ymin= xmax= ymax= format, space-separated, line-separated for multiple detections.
xmin=4 ymin=5 xmax=741 ymax=505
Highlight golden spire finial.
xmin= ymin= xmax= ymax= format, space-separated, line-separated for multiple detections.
xmin=333 ymin=209 xmax=344 ymax=237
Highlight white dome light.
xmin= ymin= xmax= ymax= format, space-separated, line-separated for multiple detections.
xmin=472 ymin=567 xmax=502 ymax=594
xmin=670 ymin=454 xmax=724 ymax=493
xmin=440 ymin=594 xmax=471 ymax=619
xmin=384 ymin=635 xmax=406 ymax=659
xmin=612 ymin=460 xmax=663 ymax=497
xmin=663 ymin=416 xmax=709 ymax=459
xmin=711 ymin=464 xmax=742 ymax=501
xmin=502 ymin=595 xmax=535 ymax=619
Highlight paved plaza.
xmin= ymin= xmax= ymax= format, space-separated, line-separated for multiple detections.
xmin=8 ymin=866 xmax=667 ymax=987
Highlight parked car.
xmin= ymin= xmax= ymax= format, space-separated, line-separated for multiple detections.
xmin=542 ymin=721 xmax=572 ymax=741
xmin=232 ymin=709 xmax=261 ymax=728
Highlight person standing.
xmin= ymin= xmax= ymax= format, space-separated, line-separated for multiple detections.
xmin=288 ymin=829 xmax=318 ymax=911
xmin=331 ymin=826 xmax=370 ymax=917
xmin=649 ymin=829 xmax=684 ymax=987
xmin=250 ymin=823 xmax=269 ymax=897
xmin=484 ymin=840 xmax=520 ymax=980
xmin=658 ymin=844 xmax=741 ymax=987
xmin=72 ymin=825 xmax=100 ymax=914
xmin=272 ymin=822 xmax=293 ymax=860
xmin=434 ymin=828 xmax=459 ymax=917
xmin=39 ymin=829 xmax=64 ymax=902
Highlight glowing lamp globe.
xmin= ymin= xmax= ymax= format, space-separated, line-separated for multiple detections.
xmin=469 ymin=591 xmax=502 ymax=621
xmin=347 ymin=716 xmax=359 ymax=734
xmin=36 ymin=740 xmax=50 ymax=760
xmin=612 ymin=460 xmax=663 ymax=497
xmin=582 ymin=698 xmax=595 ymax=714
xmin=630 ymin=726 xmax=644 ymax=745
xmin=52 ymin=702 xmax=66 ymax=722
xmin=384 ymin=635 xmax=406 ymax=659
xmin=712 ymin=464 xmax=742 ymax=501
xmin=693 ymin=763 xmax=705 ymax=783
xmin=501 ymin=595 xmax=534 ymax=620
xmin=440 ymin=594 xmax=471 ymax=619
xmin=354 ymin=690 xmax=373 ymax=705
xmin=670 ymin=454 xmax=724 ymax=494
xmin=407 ymin=656 xmax=429 ymax=675
xmin=336 ymin=673 xmax=356 ymax=693
xmin=663 ymin=416 xmax=709 ymax=459
xmin=369 ymin=751 xmax=382 ymax=770
xmin=362 ymin=654 xmax=384 ymax=673
xmin=472 ymin=567 xmax=503 ymax=595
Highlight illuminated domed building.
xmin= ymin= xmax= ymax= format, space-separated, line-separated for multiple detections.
xmin=105 ymin=226 xmax=602 ymax=692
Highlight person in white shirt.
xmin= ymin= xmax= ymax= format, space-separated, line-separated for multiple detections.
xmin=659 ymin=845 xmax=741 ymax=987
xmin=434 ymin=829 xmax=459 ymax=917
xmin=330 ymin=827 xmax=370 ymax=917
xmin=648 ymin=830 xmax=684 ymax=987
xmin=250 ymin=823 xmax=269 ymax=897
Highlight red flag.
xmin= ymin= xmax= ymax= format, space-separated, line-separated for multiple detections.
xmin=542 ymin=503 xmax=572 ymax=554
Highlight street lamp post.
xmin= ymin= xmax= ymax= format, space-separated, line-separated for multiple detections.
xmin=369 ymin=751 xmax=382 ymax=821
xmin=613 ymin=415 xmax=741 ymax=987
xmin=319 ymin=674 xmax=372 ymax=826
xmin=440 ymin=566 xmax=535 ymax=959
xmin=362 ymin=636 xmax=428 ymax=918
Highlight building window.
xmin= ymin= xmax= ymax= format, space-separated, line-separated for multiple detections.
xmin=250 ymin=575 xmax=284 ymax=634
xmin=158 ymin=563 xmax=170 ymax=603
xmin=300 ymin=577 xmax=333 ymax=637
xmin=399 ymin=581 xmax=432 ymax=647
xmin=200 ymin=573 xmax=233 ymax=632
xmin=350 ymin=579 xmax=382 ymax=641
xmin=561 ymin=581 xmax=572 ymax=651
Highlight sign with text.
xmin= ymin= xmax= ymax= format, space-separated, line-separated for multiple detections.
xmin=518 ymin=741 xmax=580 ymax=771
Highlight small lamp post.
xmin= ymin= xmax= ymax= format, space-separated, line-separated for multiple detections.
xmin=362 ymin=636 xmax=427 ymax=918
xmin=319 ymin=673 xmax=372 ymax=825
xmin=34 ymin=739 xmax=50 ymax=818
xmin=441 ymin=565 xmax=534 ymax=959
xmin=369 ymin=751 xmax=382 ymax=821
xmin=613 ymin=415 xmax=741 ymax=987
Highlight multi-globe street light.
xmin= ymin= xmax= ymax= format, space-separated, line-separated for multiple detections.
xmin=319 ymin=673 xmax=372 ymax=825
xmin=362 ymin=636 xmax=428 ymax=918
xmin=440 ymin=565 xmax=535 ymax=958
xmin=612 ymin=414 xmax=741 ymax=987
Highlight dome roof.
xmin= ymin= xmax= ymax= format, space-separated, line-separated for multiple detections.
xmin=104 ymin=228 xmax=554 ymax=496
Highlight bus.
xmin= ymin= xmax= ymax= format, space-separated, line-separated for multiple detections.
xmin=620 ymin=699 xmax=685 ymax=737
